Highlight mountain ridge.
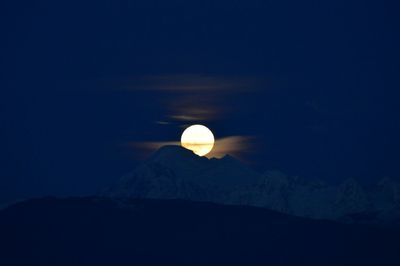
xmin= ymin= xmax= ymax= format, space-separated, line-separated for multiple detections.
xmin=106 ymin=145 xmax=400 ymax=224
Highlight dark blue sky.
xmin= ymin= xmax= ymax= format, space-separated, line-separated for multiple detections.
xmin=1 ymin=0 xmax=399 ymax=204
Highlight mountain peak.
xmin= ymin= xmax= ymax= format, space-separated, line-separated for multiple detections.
xmin=107 ymin=144 xmax=262 ymax=200
xmin=220 ymin=154 xmax=237 ymax=162
xmin=149 ymin=145 xmax=201 ymax=163
xmin=155 ymin=145 xmax=193 ymax=154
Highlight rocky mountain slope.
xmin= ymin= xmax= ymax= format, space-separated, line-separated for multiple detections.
xmin=106 ymin=145 xmax=400 ymax=224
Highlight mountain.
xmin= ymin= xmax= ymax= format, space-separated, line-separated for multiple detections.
xmin=1 ymin=197 xmax=399 ymax=266
xmin=106 ymin=145 xmax=264 ymax=203
xmin=106 ymin=145 xmax=400 ymax=224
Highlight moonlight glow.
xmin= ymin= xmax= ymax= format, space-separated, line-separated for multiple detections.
xmin=181 ymin=124 xmax=215 ymax=156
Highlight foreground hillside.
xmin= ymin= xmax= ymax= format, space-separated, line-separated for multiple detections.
xmin=0 ymin=197 xmax=399 ymax=266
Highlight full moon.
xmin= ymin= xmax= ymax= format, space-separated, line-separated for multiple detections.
xmin=181 ymin=124 xmax=215 ymax=156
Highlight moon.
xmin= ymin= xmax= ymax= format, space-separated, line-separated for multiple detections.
xmin=181 ymin=124 xmax=215 ymax=156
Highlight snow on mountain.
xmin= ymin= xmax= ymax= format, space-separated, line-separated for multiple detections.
xmin=106 ymin=146 xmax=263 ymax=203
xmin=106 ymin=145 xmax=400 ymax=224
xmin=334 ymin=178 xmax=370 ymax=215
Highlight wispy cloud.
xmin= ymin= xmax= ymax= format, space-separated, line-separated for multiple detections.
xmin=127 ymin=135 xmax=256 ymax=160
xmin=118 ymin=74 xmax=266 ymax=123
xmin=114 ymin=74 xmax=264 ymax=162
xmin=208 ymin=136 xmax=256 ymax=158
xmin=155 ymin=121 xmax=171 ymax=125
xmin=122 ymin=74 xmax=258 ymax=92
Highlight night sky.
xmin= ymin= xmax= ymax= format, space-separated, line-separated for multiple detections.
xmin=1 ymin=0 xmax=399 ymax=204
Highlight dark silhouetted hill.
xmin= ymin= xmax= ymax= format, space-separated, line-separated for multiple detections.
xmin=1 ymin=197 xmax=399 ymax=266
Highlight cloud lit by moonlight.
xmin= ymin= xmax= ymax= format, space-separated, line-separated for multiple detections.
xmin=115 ymin=74 xmax=262 ymax=161
xmin=128 ymin=135 xmax=255 ymax=160
xmin=115 ymin=74 xmax=266 ymax=123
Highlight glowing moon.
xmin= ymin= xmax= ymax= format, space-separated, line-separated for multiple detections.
xmin=181 ymin=124 xmax=215 ymax=156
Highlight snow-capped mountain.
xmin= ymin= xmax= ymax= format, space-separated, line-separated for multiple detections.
xmin=106 ymin=145 xmax=263 ymax=203
xmin=106 ymin=145 xmax=400 ymax=224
